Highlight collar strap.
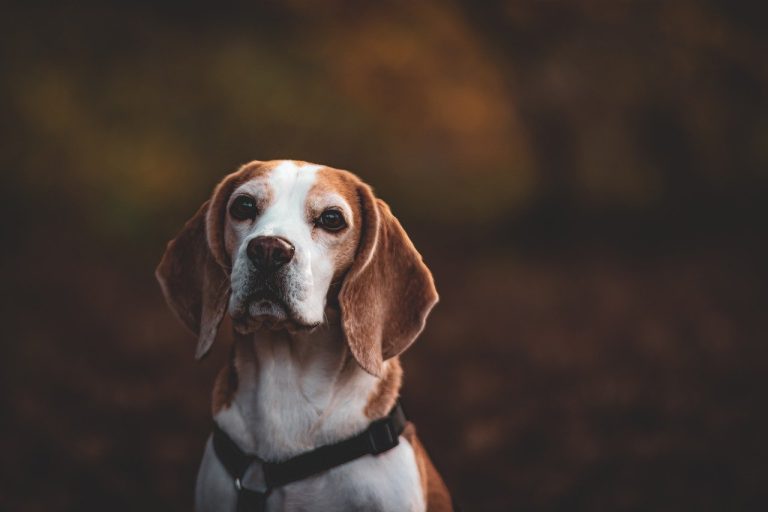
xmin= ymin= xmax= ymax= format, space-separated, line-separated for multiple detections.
xmin=212 ymin=402 xmax=407 ymax=508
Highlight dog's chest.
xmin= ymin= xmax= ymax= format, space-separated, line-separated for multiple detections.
xmin=200 ymin=343 xmax=425 ymax=511
xmin=220 ymin=340 xmax=376 ymax=457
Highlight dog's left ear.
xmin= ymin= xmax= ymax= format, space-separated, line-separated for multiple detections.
xmin=339 ymin=183 xmax=439 ymax=377
xmin=155 ymin=170 xmax=243 ymax=359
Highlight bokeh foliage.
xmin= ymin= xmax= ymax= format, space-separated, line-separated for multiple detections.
xmin=4 ymin=1 xmax=764 ymax=251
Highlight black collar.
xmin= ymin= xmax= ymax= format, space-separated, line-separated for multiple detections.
xmin=212 ymin=402 xmax=407 ymax=512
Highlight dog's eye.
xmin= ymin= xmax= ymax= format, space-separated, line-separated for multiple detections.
xmin=317 ymin=209 xmax=346 ymax=231
xmin=229 ymin=195 xmax=258 ymax=221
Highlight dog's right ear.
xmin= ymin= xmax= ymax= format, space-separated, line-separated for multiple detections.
xmin=155 ymin=200 xmax=230 ymax=359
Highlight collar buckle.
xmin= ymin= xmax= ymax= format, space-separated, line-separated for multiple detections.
xmin=367 ymin=418 xmax=399 ymax=455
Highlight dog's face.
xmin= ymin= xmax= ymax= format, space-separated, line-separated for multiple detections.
xmin=223 ymin=161 xmax=360 ymax=331
xmin=156 ymin=159 xmax=438 ymax=376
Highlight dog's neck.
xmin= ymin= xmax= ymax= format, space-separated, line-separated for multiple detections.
xmin=212 ymin=313 xmax=402 ymax=461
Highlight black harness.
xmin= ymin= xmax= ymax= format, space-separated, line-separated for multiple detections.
xmin=212 ymin=403 xmax=408 ymax=512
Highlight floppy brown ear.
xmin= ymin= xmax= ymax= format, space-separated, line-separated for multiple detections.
xmin=339 ymin=184 xmax=439 ymax=377
xmin=155 ymin=200 xmax=230 ymax=359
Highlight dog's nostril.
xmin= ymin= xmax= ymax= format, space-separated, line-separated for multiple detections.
xmin=247 ymin=236 xmax=295 ymax=270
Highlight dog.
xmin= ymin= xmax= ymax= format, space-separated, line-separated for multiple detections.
xmin=156 ymin=160 xmax=453 ymax=511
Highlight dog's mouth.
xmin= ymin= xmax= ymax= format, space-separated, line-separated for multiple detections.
xmin=247 ymin=288 xmax=285 ymax=306
xmin=232 ymin=288 xmax=319 ymax=334
xmin=247 ymin=290 xmax=287 ymax=317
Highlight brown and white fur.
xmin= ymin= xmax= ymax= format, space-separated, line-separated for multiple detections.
xmin=156 ymin=160 xmax=453 ymax=511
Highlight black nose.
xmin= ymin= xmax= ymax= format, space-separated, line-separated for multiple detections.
xmin=247 ymin=236 xmax=295 ymax=271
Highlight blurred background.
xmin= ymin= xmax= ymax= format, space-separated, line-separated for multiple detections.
xmin=1 ymin=1 xmax=767 ymax=510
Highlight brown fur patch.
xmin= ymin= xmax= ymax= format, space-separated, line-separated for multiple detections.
xmin=364 ymin=358 xmax=403 ymax=419
xmin=308 ymin=167 xmax=364 ymax=283
xmin=402 ymin=423 xmax=454 ymax=511
xmin=211 ymin=345 xmax=239 ymax=415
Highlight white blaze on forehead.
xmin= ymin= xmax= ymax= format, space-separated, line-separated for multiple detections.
xmin=256 ymin=161 xmax=321 ymax=236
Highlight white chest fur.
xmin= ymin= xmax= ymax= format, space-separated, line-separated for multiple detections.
xmin=196 ymin=327 xmax=425 ymax=512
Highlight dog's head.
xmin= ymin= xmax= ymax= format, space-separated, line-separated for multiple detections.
xmin=156 ymin=160 xmax=438 ymax=376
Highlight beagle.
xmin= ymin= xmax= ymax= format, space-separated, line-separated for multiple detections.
xmin=156 ymin=160 xmax=453 ymax=511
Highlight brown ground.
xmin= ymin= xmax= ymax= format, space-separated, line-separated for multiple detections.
xmin=2 ymin=233 xmax=766 ymax=511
